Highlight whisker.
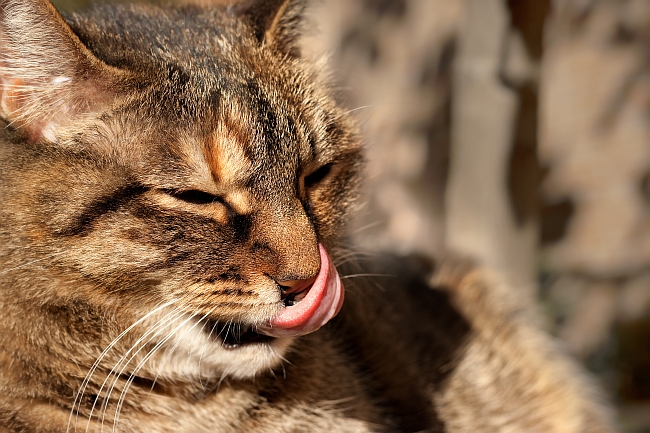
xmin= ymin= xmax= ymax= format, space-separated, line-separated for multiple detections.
xmin=333 ymin=250 xmax=374 ymax=262
xmin=67 ymin=298 xmax=178 ymax=433
xmin=145 ymin=305 xmax=218 ymax=399
xmin=216 ymin=369 xmax=229 ymax=394
xmin=331 ymin=104 xmax=373 ymax=121
xmin=96 ymin=307 xmax=187 ymax=433
xmin=111 ymin=311 xmax=204 ymax=432
xmin=197 ymin=315 xmax=219 ymax=387
xmin=107 ymin=291 xmax=219 ymax=426
xmin=218 ymin=318 xmax=234 ymax=345
xmin=87 ymin=306 xmax=186 ymax=432
xmin=340 ymin=273 xmax=395 ymax=280
xmin=0 ymin=251 xmax=66 ymax=275
xmin=351 ymin=220 xmax=383 ymax=234
xmin=333 ymin=252 xmax=374 ymax=269
xmin=332 ymin=246 xmax=375 ymax=271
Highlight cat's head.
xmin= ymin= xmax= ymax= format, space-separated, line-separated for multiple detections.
xmin=0 ymin=0 xmax=361 ymax=380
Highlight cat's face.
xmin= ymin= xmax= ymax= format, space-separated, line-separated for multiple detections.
xmin=0 ymin=0 xmax=360 ymax=380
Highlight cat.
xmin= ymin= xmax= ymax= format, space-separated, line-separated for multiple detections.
xmin=0 ymin=0 xmax=618 ymax=432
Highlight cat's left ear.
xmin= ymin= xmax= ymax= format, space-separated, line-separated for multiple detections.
xmin=0 ymin=0 xmax=125 ymax=142
xmin=233 ymin=0 xmax=307 ymax=57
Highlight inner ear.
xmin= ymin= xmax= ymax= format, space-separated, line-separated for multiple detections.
xmin=233 ymin=0 xmax=307 ymax=56
xmin=0 ymin=0 xmax=126 ymax=142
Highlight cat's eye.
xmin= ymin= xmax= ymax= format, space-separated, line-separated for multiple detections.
xmin=165 ymin=189 xmax=224 ymax=205
xmin=304 ymin=163 xmax=333 ymax=188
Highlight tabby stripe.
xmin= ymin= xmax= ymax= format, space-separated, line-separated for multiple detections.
xmin=57 ymin=185 xmax=147 ymax=237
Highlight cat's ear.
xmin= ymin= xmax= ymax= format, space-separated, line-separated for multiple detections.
xmin=234 ymin=0 xmax=307 ymax=57
xmin=0 ymin=0 xmax=122 ymax=142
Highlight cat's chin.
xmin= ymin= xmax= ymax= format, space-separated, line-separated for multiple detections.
xmin=147 ymin=316 xmax=295 ymax=381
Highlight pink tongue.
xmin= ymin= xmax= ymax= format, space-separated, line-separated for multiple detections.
xmin=258 ymin=244 xmax=344 ymax=338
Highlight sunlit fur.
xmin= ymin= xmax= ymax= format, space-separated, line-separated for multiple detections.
xmin=144 ymin=311 xmax=295 ymax=381
xmin=0 ymin=0 xmax=362 ymax=430
xmin=0 ymin=1 xmax=618 ymax=432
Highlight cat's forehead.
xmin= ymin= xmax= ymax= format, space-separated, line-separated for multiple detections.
xmin=164 ymin=84 xmax=316 ymax=191
xmin=205 ymin=116 xmax=255 ymax=187
xmin=67 ymin=3 xmax=354 ymax=191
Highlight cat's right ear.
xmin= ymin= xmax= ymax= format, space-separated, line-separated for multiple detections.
xmin=0 ymin=0 xmax=124 ymax=143
xmin=233 ymin=0 xmax=307 ymax=57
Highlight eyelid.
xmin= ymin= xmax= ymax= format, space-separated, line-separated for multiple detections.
xmin=304 ymin=162 xmax=334 ymax=188
xmin=163 ymin=189 xmax=225 ymax=205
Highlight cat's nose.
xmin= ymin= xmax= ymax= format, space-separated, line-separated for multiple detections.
xmin=277 ymin=277 xmax=317 ymax=295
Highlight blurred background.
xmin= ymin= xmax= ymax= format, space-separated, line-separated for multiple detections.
xmin=52 ymin=0 xmax=650 ymax=431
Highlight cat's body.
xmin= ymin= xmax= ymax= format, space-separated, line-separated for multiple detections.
xmin=0 ymin=1 xmax=616 ymax=432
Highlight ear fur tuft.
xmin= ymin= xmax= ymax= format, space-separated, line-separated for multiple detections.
xmin=0 ymin=0 xmax=121 ymax=142
xmin=233 ymin=0 xmax=307 ymax=57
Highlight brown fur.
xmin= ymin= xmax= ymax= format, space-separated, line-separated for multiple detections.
xmin=0 ymin=0 xmax=617 ymax=432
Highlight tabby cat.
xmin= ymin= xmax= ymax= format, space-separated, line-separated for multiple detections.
xmin=0 ymin=0 xmax=618 ymax=432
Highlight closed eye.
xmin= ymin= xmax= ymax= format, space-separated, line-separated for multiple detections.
xmin=165 ymin=189 xmax=224 ymax=205
xmin=304 ymin=163 xmax=333 ymax=188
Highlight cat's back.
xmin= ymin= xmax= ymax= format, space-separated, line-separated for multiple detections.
xmin=316 ymin=255 xmax=617 ymax=433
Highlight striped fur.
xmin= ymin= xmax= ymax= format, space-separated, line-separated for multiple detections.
xmin=0 ymin=1 xmax=616 ymax=432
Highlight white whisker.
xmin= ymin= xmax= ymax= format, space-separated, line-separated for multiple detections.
xmin=145 ymin=306 xmax=218 ymax=400
xmin=84 ymin=306 xmax=186 ymax=432
xmin=0 ymin=251 xmax=66 ymax=275
xmin=197 ymin=320 xmax=218 ymax=387
xmin=331 ymin=105 xmax=373 ymax=121
xmin=96 ymin=307 xmax=187 ymax=433
xmin=340 ymin=273 xmax=394 ymax=280
xmin=67 ymin=299 xmax=178 ymax=433
xmin=351 ymin=220 xmax=383 ymax=234
xmin=111 ymin=311 xmax=204 ymax=432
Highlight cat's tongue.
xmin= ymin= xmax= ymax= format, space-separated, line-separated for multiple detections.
xmin=258 ymin=244 xmax=344 ymax=338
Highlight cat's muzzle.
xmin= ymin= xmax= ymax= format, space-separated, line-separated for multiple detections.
xmin=257 ymin=244 xmax=344 ymax=339
xmin=203 ymin=244 xmax=344 ymax=348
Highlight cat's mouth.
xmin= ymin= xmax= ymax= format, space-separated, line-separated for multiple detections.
xmin=257 ymin=244 xmax=344 ymax=339
xmin=205 ymin=320 xmax=274 ymax=348
xmin=280 ymin=277 xmax=315 ymax=306
xmin=203 ymin=244 xmax=344 ymax=347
